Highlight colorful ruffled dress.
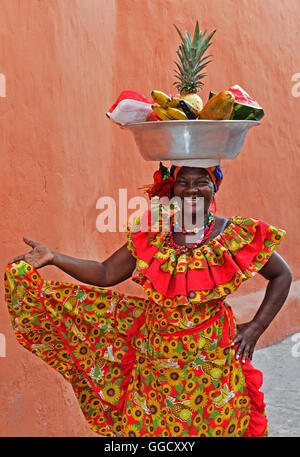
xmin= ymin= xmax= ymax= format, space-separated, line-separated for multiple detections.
xmin=4 ymin=213 xmax=286 ymax=437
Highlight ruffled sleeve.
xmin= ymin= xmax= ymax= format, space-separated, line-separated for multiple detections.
xmin=126 ymin=211 xmax=287 ymax=307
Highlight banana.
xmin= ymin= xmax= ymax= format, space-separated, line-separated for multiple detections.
xmin=213 ymin=383 xmax=235 ymax=408
xmin=223 ymin=384 xmax=229 ymax=394
xmin=213 ymin=393 xmax=223 ymax=403
xmin=213 ymin=392 xmax=227 ymax=407
xmin=168 ymin=96 xmax=180 ymax=108
xmin=152 ymin=104 xmax=172 ymax=120
xmin=151 ymin=90 xmax=184 ymax=109
xmin=179 ymin=99 xmax=201 ymax=117
xmin=166 ymin=107 xmax=188 ymax=120
xmin=151 ymin=90 xmax=172 ymax=109
xmin=213 ymin=359 xmax=226 ymax=367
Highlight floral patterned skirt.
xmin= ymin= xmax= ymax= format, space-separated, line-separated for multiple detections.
xmin=4 ymin=261 xmax=268 ymax=437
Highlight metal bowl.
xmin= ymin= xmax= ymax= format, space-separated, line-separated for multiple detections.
xmin=121 ymin=119 xmax=260 ymax=161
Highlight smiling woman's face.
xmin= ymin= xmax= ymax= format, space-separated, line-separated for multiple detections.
xmin=173 ymin=167 xmax=215 ymax=219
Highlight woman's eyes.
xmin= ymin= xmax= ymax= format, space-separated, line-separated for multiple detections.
xmin=176 ymin=181 xmax=210 ymax=186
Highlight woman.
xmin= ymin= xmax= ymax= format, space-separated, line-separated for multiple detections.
xmin=4 ymin=164 xmax=292 ymax=437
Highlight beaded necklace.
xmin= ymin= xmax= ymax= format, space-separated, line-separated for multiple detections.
xmin=165 ymin=212 xmax=216 ymax=254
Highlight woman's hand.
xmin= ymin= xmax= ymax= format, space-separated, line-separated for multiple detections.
xmin=231 ymin=252 xmax=292 ymax=364
xmin=9 ymin=237 xmax=55 ymax=269
xmin=231 ymin=321 xmax=264 ymax=363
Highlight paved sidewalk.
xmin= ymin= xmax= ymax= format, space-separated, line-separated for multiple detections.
xmin=252 ymin=333 xmax=300 ymax=437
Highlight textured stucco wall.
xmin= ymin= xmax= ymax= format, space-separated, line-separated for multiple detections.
xmin=0 ymin=0 xmax=299 ymax=437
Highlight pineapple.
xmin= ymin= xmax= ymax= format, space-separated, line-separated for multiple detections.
xmin=165 ymin=396 xmax=193 ymax=421
xmin=95 ymin=351 xmax=106 ymax=369
xmin=63 ymin=289 xmax=86 ymax=312
xmin=198 ymin=336 xmax=212 ymax=351
xmin=193 ymin=354 xmax=224 ymax=379
xmin=11 ymin=282 xmax=25 ymax=301
xmin=64 ymin=295 xmax=77 ymax=311
xmin=173 ymin=21 xmax=216 ymax=112
xmin=202 ymin=360 xmax=223 ymax=379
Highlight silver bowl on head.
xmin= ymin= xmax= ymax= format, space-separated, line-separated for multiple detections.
xmin=121 ymin=119 xmax=260 ymax=161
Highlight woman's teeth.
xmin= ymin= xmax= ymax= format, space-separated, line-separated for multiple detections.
xmin=184 ymin=198 xmax=198 ymax=206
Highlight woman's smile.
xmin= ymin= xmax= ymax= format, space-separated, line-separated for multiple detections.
xmin=182 ymin=196 xmax=203 ymax=208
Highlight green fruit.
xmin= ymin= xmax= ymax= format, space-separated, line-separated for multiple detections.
xmin=210 ymin=367 xmax=223 ymax=379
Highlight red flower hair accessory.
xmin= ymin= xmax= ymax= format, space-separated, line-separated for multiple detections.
xmin=140 ymin=162 xmax=175 ymax=199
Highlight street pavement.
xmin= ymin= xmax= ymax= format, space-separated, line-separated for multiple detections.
xmin=252 ymin=333 xmax=300 ymax=437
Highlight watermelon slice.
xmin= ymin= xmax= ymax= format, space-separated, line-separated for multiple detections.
xmin=209 ymin=85 xmax=264 ymax=121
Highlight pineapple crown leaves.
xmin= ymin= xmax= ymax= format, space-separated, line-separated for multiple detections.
xmin=76 ymin=289 xmax=86 ymax=300
xmin=165 ymin=396 xmax=175 ymax=408
xmin=173 ymin=21 xmax=216 ymax=93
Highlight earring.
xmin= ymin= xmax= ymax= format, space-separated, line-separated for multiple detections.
xmin=211 ymin=195 xmax=217 ymax=215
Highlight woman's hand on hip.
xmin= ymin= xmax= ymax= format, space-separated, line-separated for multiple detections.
xmin=231 ymin=321 xmax=264 ymax=363
xmin=9 ymin=237 xmax=54 ymax=269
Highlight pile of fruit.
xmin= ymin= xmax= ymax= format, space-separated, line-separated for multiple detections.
xmin=150 ymin=84 xmax=264 ymax=122
xmin=151 ymin=88 xmax=235 ymax=121
xmin=106 ymin=22 xmax=264 ymax=125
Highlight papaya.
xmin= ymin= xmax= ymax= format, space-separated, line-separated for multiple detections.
xmin=209 ymin=85 xmax=264 ymax=121
xmin=198 ymin=90 xmax=235 ymax=120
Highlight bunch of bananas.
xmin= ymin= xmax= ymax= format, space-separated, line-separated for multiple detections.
xmin=212 ymin=384 xmax=235 ymax=408
xmin=151 ymin=90 xmax=200 ymax=121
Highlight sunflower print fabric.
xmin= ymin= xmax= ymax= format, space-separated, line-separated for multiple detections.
xmin=4 ymin=216 xmax=285 ymax=437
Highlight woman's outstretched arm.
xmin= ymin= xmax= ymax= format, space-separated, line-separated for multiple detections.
xmin=9 ymin=237 xmax=136 ymax=287
xmin=232 ymin=251 xmax=293 ymax=362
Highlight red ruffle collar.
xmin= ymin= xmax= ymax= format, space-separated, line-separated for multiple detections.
xmin=126 ymin=211 xmax=286 ymax=307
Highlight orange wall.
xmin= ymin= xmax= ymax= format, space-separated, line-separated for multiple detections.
xmin=0 ymin=0 xmax=299 ymax=436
